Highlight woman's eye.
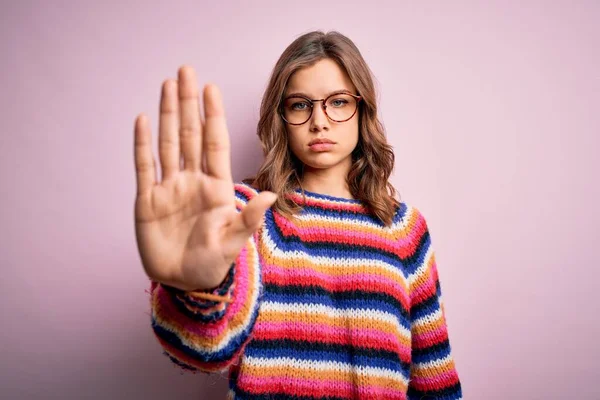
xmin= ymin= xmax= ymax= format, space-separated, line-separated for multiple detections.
xmin=331 ymin=99 xmax=348 ymax=107
xmin=291 ymin=102 xmax=309 ymax=110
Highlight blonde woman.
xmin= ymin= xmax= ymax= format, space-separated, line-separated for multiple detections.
xmin=134 ymin=30 xmax=462 ymax=400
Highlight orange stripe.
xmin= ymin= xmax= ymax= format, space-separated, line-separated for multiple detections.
xmin=410 ymin=253 xmax=437 ymax=295
xmin=257 ymin=310 xmax=409 ymax=344
xmin=241 ymin=363 xmax=408 ymax=392
xmin=412 ymin=313 xmax=447 ymax=335
xmin=274 ymin=207 xmax=424 ymax=243
xmin=257 ymin=239 xmax=409 ymax=292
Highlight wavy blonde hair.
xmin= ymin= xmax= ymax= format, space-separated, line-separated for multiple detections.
xmin=243 ymin=30 xmax=400 ymax=227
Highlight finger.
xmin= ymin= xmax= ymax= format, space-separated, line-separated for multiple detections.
xmin=134 ymin=114 xmax=157 ymax=195
xmin=203 ymin=84 xmax=232 ymax=180
xmin=158 ymin=79 xmax=180 ymax=181
xmin=199 ymin=109 xmax=207 ymax=172
xmin=228 ymin=192 xmax=278 ymax=237
xmin=178 ymin=66 xmax=202 ymax=171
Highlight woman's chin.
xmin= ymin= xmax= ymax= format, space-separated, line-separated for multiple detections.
xmin=301 ymin=156 xmax=349 ymax=171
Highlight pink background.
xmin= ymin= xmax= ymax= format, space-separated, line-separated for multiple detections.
xmin=1 ymin=1 xmax=598 ymax=399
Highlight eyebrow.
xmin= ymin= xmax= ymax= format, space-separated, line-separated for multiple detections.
xmin=284 ymin=89 xmax=354 ymax=99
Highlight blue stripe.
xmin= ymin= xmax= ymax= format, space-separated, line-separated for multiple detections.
xmin=262 ymin=293 xmax=411 ymax=330
xmin=412 ymin=343 xmax=453 ymax=364
xmin=243 ymin=345 xmax=410 ymax=375
xmin=269 ymin=201 xmax=408 ymax=228
xmin=266 ymin=232 xmax=406 ymax=266
xmin=411 ymin=294 xmax=441 ymax=320
xmin=403 ymin=230 xmax=432 ymax=275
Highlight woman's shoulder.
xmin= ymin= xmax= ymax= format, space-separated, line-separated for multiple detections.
xmin=393 ymin=200 xmax=432 ymax=236
xmin=234 ymin=181 xmax=263 ymax=202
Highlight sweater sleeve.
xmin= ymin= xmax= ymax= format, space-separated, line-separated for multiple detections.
xmin=406 ymin=207 xmax=463 ymax=400
xmin=148 ymin=183 xmax=264 ymax=373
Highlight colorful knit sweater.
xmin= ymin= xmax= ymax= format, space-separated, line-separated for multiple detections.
xmin=149 ymin=182 xmax=462 ymax=400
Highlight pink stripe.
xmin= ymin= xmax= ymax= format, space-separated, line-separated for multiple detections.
xmin=399 ymin=210 xmax=426 ymax=253
xmin=286 ymin=193 xmax=365 ymax=211
xmin=413 ymin=324 xmax=449 ymax=348
xmin=239 ymin=375 xmax=407 ymax=399
xmin=235 ymin=184 xmax=257 ymax=201
xmin=254 ymin=321 xmax=411 ymax=359
xmin=358 ymin=383 xmax=408 ymax=400
xmin=155 ymin=287 xmax=227 ymax=337
xmin=411 ymin=265 xmax=438 ymax=304
xmin=274 ymin=213 xmax=399 ymax=248
xmin=295 ymin=225 xmax=398 ymax=247
xmin=273 ymin=209 xmax=422 ymax=256
xmin=225 ymin=244 xmax=252 ymax=318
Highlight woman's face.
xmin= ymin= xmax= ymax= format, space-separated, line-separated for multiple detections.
xmin=283 ymin=58 xmax=360 ymax=174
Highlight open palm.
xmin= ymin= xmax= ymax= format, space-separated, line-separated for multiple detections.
xmin=133 ymin=66 xmax=276 ymax=291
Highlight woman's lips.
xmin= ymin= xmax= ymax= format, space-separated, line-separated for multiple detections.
xmin=309 ymin=143 xmax=334 ymax=151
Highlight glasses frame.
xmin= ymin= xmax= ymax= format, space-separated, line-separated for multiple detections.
xmin=279 ymin=92 xmax=362 ymax=125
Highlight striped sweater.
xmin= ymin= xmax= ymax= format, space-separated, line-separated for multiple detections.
xmin=149 ymin=182 xmax=463 ymax=400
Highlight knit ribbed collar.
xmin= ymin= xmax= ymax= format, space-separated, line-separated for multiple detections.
xmin=291 ymin=188 xmax=362 ymax=204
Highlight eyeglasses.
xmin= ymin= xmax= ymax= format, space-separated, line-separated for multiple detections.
xmin=280 ymin=91 xmax=362 ymax=125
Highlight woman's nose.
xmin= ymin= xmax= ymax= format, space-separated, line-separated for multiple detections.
xmin=310 ymin=101 xmax=329 ymax=130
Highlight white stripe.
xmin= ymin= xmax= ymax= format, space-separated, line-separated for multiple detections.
xmin=407 ymin=245 xmax=434 ymax=286
xmin=243 ymin=356 xmax=410 ymax=384
xmin=412 ymin=308 xmax=443 ymax=328
xmin=292 ymin=212 xmax=408 ymax=232
xmin=260 ymin=301 xmax=410 ymax=338
xmin=261 ymin=228 xmax=409 ymax=287
xmin=412 ymin=354 xmax=454 ymax=370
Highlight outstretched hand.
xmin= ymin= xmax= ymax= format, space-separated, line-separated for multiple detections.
xmin=133 ymin=66 xmax=276 ymax=291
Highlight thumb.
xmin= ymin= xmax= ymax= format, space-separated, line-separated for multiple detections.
xmin=230 ymin=191 xmax=278 ymax=238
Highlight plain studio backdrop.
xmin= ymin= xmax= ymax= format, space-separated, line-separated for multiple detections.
xmin=1 ymin=1 xmax=598 ymax=399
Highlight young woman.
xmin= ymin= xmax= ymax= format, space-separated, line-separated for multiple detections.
xmin=134 ymin=31 xmax=463 ymax=400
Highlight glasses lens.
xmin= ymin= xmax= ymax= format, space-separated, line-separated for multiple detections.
xmin=325 ymin=94 xmax=358 ymax=122
xmin=283 ymin=96 xmax=312 ymax=124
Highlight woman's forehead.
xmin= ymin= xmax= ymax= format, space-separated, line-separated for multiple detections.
xmin=286 ymin=59 xmax=355 ymax=97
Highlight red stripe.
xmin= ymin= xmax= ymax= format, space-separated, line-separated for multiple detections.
xmin=272 ymin=212 xmax=404 ymax=254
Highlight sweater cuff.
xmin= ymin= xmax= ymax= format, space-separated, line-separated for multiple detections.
xmin=161 ymin=264 xmax=236 ymax=323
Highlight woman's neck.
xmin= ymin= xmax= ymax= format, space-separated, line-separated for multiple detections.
xmin=298 ymin=168 xmax=354 ymax=200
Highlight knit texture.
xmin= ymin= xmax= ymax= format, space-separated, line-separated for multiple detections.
xmin=150 ymin=182 xmax=462 ymax=400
